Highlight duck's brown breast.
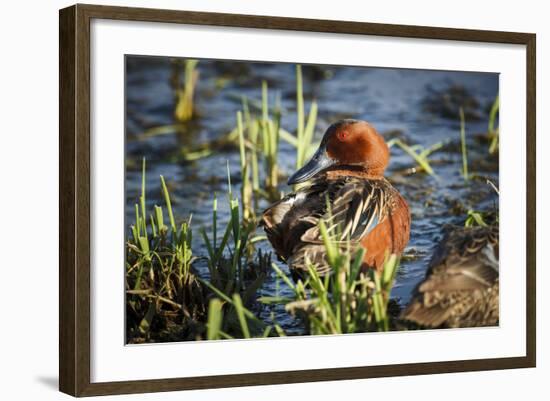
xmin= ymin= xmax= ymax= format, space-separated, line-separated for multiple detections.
xmin=360 ymin=192 xmax=410 ymax=270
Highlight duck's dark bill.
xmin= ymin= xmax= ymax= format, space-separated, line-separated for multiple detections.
xmin=287 ymin=146 xmax=335 ymax=185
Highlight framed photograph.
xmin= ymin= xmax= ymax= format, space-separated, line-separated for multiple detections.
xmin=59 ymin=4 xmax=536 ymax=397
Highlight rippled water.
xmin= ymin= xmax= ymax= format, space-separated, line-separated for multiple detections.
xmin=125 ymin=56 xmax=499 ymax=334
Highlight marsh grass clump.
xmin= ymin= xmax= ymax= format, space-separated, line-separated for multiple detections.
xmin=126 ymin=160 xmax=272 ymax=342
xmin=225 ymin=81 xmax=283 ymax=205
xmin=126 ymin=159 xmax=207 ymax=343
xmin=294 ymin=65 xmax=319 ymax=172
xmin=200 ymin=174 xmax=266 ymax=297
xmin=258 ymin=82 xmax=283 ymax=199
xmin=235 ymin=66 xmax=320 ymax=199
xmin=198 ymin=168 xmax=274 ymax=339
xmin=463 ymin=181 xmax=499 ymax=227
xmin=176 ymin=65 xmax=319 ymax=202
xmin=145 ymin=65 xmax=320 ymax=205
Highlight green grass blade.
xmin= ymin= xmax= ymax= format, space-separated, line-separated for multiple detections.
xmin=488 ymin=93 xmax=500 ymax=154
xmin=206 ymin=298 xmax=224 ymax=341
xmin=154 ymin=205 xmax=164 ymax=232
xmin=296 ymin=65 xmax=304 ymax=163
xmin=232 ymin=294 xmax=251 ymax=338
xmin=271 ymin=263 xmax=296 ymax=291
xmin=237 ymin=111 xmax=246 ymax=171
xmin=261 ymin=80 xmax=269 ymax=123
xmin=459 ymin=107 xmax=469 ymax=181
xmin=160 ymin=175 xmax=176 ymax=232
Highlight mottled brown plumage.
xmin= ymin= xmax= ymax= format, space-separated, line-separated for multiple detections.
xmin=400 ymin=225 xmax=499 ymax=328
xmin=261 ymin=119 xmax=410 ymax=280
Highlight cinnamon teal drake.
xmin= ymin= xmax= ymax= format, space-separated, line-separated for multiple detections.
xmin=400 ymin=225 xmax=499 ymax=328
xmin=261 ymin=119 xmax=410 ymax=280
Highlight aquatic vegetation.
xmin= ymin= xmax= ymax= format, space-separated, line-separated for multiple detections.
xmin=488 ymin=94 xmax=500 ymax=154
xmin=228 ymin=82 xmax=283 ymax=203
xmin=200 ymin=170 xmax=264 ymax=295
xmin=126 ymin=159 xmax=207 ymax=342
xmin=173 ymin=59 xmax=199 ymax=122
xmin=242 ymin=97 xmax=261 ymax=198
xmin=259 ymin=81 xmax=282 ymax=198
xmin=235 ymin=66 xmax=319 ymax=196
xmin=126 ymin=159 xmax=270 ymax=342
xmin=459 ymin=107 xmax=469 ymax=181
xmin=199 ymin=170 xmax=272 ymax=339
xmin=236 ymin=111 xmax=254 ymax=221
xmin=464 ymin=210 xmax=488 ymax=227
xmin=294 ymin=65 xmax=319 ymax=171
xmin=487 ymin=179 xmax=500 ymax=195
xmin=141 ymin=64 xmax=319 ymax=201
xmin=464 ymin=196 xmax=499 ymax=228
xmin=388 ymin=138 xmax=443 ymax=177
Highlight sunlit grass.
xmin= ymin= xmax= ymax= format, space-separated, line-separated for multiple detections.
xmin=488 ymin=94 xmax=500 ymax=154
xmin=236 ymin=111 xmax=254 ymax=221
xmin=139 ymin=64 xmax=319 ymax=199
xmin=459 ymin=107 xmax=469 ymax=181
xmin=295 ymin=65 xmax=319 ymax=171
xmin=387 ymin=138 xmax=442 ymax=177
xmin=126 ymin=159 xmax=272 ymax=342
xmin=464 ymin=210 xmax=488 ymax=227
xmin=126 ymin=159 xmax=205 ymax=342
xmin=259 ymin=81 xmax=282 ymax=198
xmin=174 ymin=59 xmax=199 ymax=122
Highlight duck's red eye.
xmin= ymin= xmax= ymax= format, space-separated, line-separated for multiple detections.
xmin=337 ymin=130 xmax=349 ymax=141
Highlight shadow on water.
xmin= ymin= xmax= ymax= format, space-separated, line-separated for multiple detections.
xmin=125 ymin=56 xmax=499 ymax=336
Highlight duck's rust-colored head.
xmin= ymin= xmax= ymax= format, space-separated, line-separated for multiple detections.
xmin=288 ymin=119 xmax=389 ymax=184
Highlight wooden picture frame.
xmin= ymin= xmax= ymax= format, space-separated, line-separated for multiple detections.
xmin=59 ymin=3 xmax=536 ymax=397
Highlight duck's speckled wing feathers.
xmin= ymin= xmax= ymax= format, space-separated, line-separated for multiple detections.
xmin=400 ymin=225 xmax=499 ymax=328
xmin=261 ymin=176 xmax=396 ymax=276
